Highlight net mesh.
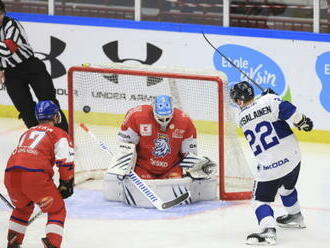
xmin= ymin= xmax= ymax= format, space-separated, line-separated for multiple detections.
xmin=68 ymin=64 xmax=253 ymax=199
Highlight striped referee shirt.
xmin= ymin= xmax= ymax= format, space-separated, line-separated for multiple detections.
xmin=0 ymin=16 xmax=34 ymax=70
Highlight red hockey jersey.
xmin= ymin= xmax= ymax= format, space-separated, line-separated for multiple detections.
xmin=6 ymin=124 xmax=74 ymax=181
xmin=118 ymin=105 xmax=197 ymax=175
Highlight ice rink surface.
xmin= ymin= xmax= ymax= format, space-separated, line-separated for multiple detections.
xmin=0 ymin=117 xmax=329 ymax=247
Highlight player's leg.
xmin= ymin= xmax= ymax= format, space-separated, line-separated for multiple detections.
xmin=276 ymin=163 xmax=305 ymax=228
xmin=4 ymin=69 xmax=38 ymax=128
xmin=4 ymin=171 xmax=35 ymax=247
xmin=28 ymin=57 xmax=68 ymax=133
xmin=246 ymin=180 xmax=279 ymax=245
xmin=41 ymin=237 xmax=58 ymax=248
xmin=22 ymin=172 xmax=66 ymax=248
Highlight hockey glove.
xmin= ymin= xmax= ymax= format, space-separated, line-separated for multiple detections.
xmin=107 ymin=142 xmax=136 ymax=177
xmin=294 ymin=115 xmax=313 ymax=132
xmin=180 ymin=153 xmax=216 ymax=179
xmin=261 ymin=88 xmax=277 ymax=96
xmin=58 ymin=178 xmax=74 ymax=199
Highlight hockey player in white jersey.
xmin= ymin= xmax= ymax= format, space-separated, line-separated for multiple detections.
xmin=230 ymin=81 xmax=313 ymax=245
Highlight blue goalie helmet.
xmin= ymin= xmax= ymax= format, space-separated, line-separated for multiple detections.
xmin=35 ymin=100 xmax=60 ymax=122
xmin=152 ymin=95 xmax=174 ymax=129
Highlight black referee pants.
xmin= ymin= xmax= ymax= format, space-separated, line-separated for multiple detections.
xmin=4 ymin=57 xmax=68 ymax=132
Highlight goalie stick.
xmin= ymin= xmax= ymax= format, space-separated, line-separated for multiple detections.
xmin=79 ymin=123 xmax=190 ymax=210
xmin=201 ymin=32 xmax=265 ymax=92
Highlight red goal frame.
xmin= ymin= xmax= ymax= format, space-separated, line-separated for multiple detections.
xmin=67 ymin=66 xmax=252 ymax=201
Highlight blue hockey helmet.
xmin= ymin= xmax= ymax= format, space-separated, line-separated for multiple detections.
xmin=35 ymin=100 xmax=60 ymax=122
xmin=230 ymin=81 xmax=255 ymax=102
xmin=152 ymin=95 xmax=173 ymax=129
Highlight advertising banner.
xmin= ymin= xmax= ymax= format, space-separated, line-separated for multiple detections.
xmin=0 ymin=13 xmax=329 ymax=135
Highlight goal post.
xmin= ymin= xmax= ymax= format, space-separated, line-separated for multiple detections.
xmin=67 ymin=63 xmax=253 ymax=200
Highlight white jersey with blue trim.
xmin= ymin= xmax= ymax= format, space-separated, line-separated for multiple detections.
xmin=238 ymin=94 xmax=301 ymax=181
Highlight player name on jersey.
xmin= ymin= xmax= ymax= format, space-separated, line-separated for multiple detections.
xmin=240 ymin=105 xmax=272 ymax=127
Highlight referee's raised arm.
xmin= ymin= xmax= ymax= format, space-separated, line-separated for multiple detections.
xmin=0 ymin=0 xmax=69 ymax=133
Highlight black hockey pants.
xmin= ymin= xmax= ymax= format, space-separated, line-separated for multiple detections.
xmin=4 ymin=57 xmax=68 ymax=132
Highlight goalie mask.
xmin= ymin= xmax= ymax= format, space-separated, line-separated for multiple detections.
xmin=152 ymin=95 xmax=173 ymax=129
xmin=35 ymin=100 xmax=61 ymax=124
xmin=230 ymin=81 xmax=255 ymax=103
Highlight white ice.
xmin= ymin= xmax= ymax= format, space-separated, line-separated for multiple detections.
xmin=0 ymin=117 xmax=329 ymax=248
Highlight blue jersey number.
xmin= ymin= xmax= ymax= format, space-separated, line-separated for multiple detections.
xmin=244 ymin=121 xmax=279 ymax=156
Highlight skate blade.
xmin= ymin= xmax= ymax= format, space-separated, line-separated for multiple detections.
xmin=246 ymin=238 xmax=276 ymax=246
xmin=277 ymin=222 xmax=306 ymax=229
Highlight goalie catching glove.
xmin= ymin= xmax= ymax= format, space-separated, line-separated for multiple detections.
xmin=180 ymin=153 xmax=216 ymax=179
xmin=107 ymin=142 xmax=137 ymax=177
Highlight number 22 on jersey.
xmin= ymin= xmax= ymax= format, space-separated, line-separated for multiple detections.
xmin=244 ymin=121 xmax=279 ymax=156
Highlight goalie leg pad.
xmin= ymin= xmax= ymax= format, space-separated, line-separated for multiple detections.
xmin=103 ymin=173 xmax=125 ymax=202
xmin=102 ymin=176 xmax=217 ymax=208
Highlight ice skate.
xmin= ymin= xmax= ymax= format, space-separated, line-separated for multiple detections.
xmin=246 ymin=227 xmax=277 ymax=245
xmin=7 ymin=232 xmax=21 ymax=248
xmin=276 ymin=212 xmax=306 ymax=228
xmin=7 ymin=243 xmax=21 ymax=248
xmin=41 ymin=237 xmax=57 ymax=248
xmin=7 ymin=244 xmax=21 ymax=248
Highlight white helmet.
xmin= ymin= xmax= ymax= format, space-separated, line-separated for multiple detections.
xmin=152 ymin=95 xmax=173 ymax=129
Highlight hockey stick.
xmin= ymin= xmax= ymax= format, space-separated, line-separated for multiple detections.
xmin=1 ymin=192 xmax=43 ymax=225
xmin=79 ymin=123 xmax=190 ymax=210
xmin=27 ymin=177 xmax=93 ymax=224
xmin=1 ymin=176 xmax=94 ymax=225
xmin=0 ymin=192 xmax=15 ymax=209
xmin=201 ymin=32 xmax=265 ymax=92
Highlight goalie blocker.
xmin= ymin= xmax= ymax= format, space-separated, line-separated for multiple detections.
xmin=103 ymin=151 xmax=217 ymax=208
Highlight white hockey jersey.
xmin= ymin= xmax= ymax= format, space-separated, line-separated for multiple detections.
xmin=237 ymin=94 xmax=301 ymax=181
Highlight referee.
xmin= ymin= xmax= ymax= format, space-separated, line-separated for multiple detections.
xmin=0 ymin=0 xmax=68 ymax=132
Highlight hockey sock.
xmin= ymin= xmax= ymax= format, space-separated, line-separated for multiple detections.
xmin=46 ymin=233 xmax=62 ymax=248
xmin=8 ymin=203 xmax=34 ymax=244
xmin=255 ymin=203 xmax=276 ymax=228
xmin=8 ymin=230 xmax=24 ymax=245
xmin=46 ymin=202 xmax=66 ymax=247
xmin=280 ymin=188 xmax=301 ymax=214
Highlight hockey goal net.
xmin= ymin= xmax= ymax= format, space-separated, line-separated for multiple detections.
xmin=67 ymin=63 xmax=253 ymax=200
